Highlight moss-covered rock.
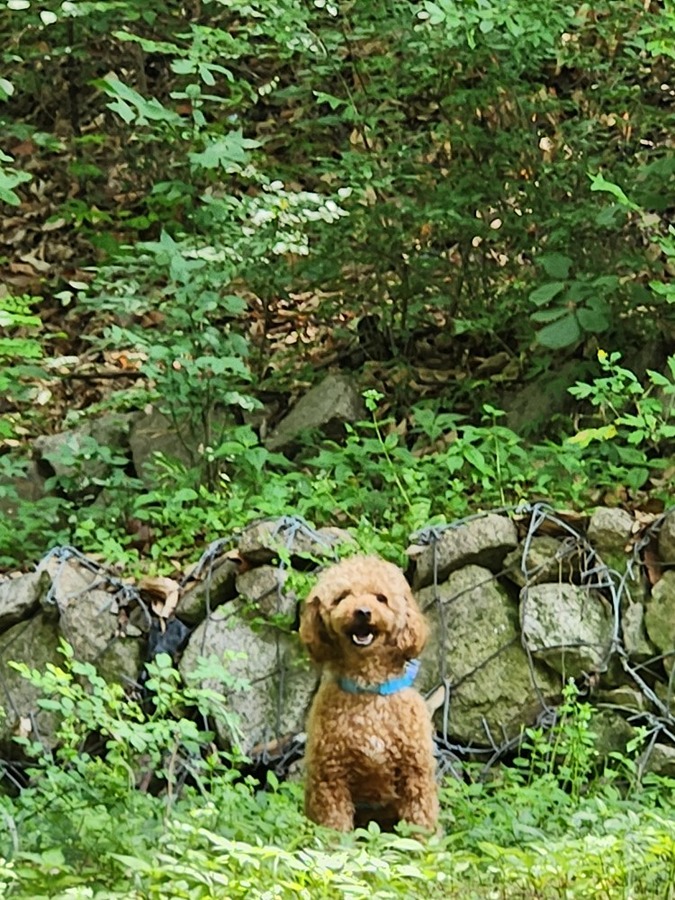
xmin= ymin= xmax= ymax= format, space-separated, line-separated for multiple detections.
xmin=410 ymin=515 xmax=518 ymax=589
xmin=644 ymin=571 xmax=675 ymax=674
xmin=179 ymin=600 xmax=317 ymax=755
xmin=520 ymin=583 xmax=614 ymax=678
xmin=0 ymin=613 xmax=62 ymax=750
xmin=417 ymin=565 xmax=560 ymax=745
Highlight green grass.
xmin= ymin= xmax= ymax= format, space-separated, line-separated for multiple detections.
xmin=3 ymin=645 xmax=675 ymax=899
xmin=3 ymin=775 xmax=675 ymax=899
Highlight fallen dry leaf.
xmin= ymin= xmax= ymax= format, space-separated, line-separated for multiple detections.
xmin=425 ymin=684 xmax=446 ymax=716
xmin=139 ymin=575 xmax=181 ymax=618
xmin=17 ymin=716 xmax=32 ymax=739
xmin=644 ymin=546 xmax=662 ymax=587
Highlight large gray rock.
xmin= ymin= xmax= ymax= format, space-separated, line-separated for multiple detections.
xmin=596 ymin=685 xmax=647 ymax=713
xmin=88 ymin=412 xmax=136 ymax=450
xmin=503 ymin=362 xmax=578 ymax=435
xmin=0 ymin=613 xmax=62 ymax=749
xmin=33 ymin=413 xmax=134 ymax=498
xmin=658 ymin=512 xmax=675 ymax=565
xmin=410 ymin=515 xmax=518 ymax=589
xmin=591 ymin=711 xmax=634 ymax=758
xmin=34 ymin=430 xmax=90 ymax=480
xmin=621 ymin=601 xmax=655 ymax=660
xmin=520 ymin=584 xmax=614 ymax=677
xmin=619 ymin=565 xmax=649 ymax=607
xmin=0 ymin=458 xmax=46 ymax=519
xmin=264 ymin=374 xmax=365 ymax=453
xmin=643 ymin=743 xmax=675 ymax=778
xmin=39 ymin=556 xmax=143 ymax=684
xmin=238 ymin=518 xmax=355 ymax=565
xmin=0 ymin=571 xmax=48 ymax=632
xmin=417 ymin=565 xmax=560 ymax=745
xmin=644 ymin=571 xmax=675 ymax=672
xmin=177 ymin=558 xmax=239 ymax=625
xmin=129 ymin=407 xmax=195 ymax=483
xmin=235 ymin=565 xmax=294 ymax=619
xmin=503 ymin=535 xmax=580 ymax=588
xmin=587 ymin=507 xmax=633 ymax=567
xmin=179 ymin=601 xmax=317 ymax=755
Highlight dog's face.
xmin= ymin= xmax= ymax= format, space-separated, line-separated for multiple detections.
xmin=327 ymin=583 xmax=403 ymax=652
xmin=299 ymin=556 xmax=427 ymax=665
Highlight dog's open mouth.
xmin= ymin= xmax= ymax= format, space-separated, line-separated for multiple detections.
xmin=348 ymin=624 xmax=377 ymax=647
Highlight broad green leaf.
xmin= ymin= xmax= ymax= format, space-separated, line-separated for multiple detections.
xmin=595 ymin=204 xmax=620 ymax=226
xmin=538 ymin=253 xmax=573 ymax=279
xmin=648 ymin=369 xmax=674 ymax=388
xmin=0 ymin=77 xmax=14 ymax=100
xmin=189 ymin=130 xmax=261 ymax=171
xmin=591 ymin=275 xmax=620 ymax=290
xmin=530 ymin=308 xmax=568 ymax=323
xmin=568 ymin=424 xmax=617 ymax=447
xmin=568 ymin=382 xmax=594 ymax=399
xmin=172 ymin=59 xmax=197 ymax=75
xmin=221 ymin=294 xmax=247 ymax=315
xmin=313 ymin=91 xmax=346 ymax=110
xmin=174 ymin=488 xmax=199 ymax=503
xmin=529 ymin=282 xmax=566 ymax=306
xmin=625 ymin=467 xmax=650 ymax=490
xmin=577 ymin=306 xmax=610 ymax=333
xmin=0 ymin=165 xmax=31 ymax=205
xmin=97 ymin=76 xmax=182 ymax=126
xmin=589 ymin=172 xmax=639 ymax=211
xmin=198 ymin=64 xmax=216 ymax=86
xmin=420 ymin=2 xmax=446 ymax=25
xmin=110 ymin=854 xmax=155 ymax=873
xmin=650 ymin=280 xmax=675 ymax=302
xmin=37 ymin=847 xmax=65 ymax=867
xmin=536 ymin=313 xmax=581 ymax=348
xmin=463 ymin=444 xmax=489 ymax=475
xmin=107 ymin=97 xmax=136 ymax=124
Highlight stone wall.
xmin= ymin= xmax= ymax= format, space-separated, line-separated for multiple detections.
xmin=1 ymin=505 xmax=674 ymax=773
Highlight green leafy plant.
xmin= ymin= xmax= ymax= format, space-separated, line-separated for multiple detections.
xmin=41 ymin=433 xmax=136 ymax=500
xmin=566 ymin=349 xmax=675 ymax=491
xmin=0 ymin=149 xmax=30 ymax=205
xmin=515 ymin=680 xmax=598 ymax=803
xmin=11 ymin=641 xmax=248 ymax=789
xmin=0 ymin=479 xmax=70 ymax=569
xmin=0 ymin=294 xmax=44 ymax=438
xmin=528 ymin=252 xmax=616 ymax=349
xmin=4 ymin=646 xmax=675 ymax=898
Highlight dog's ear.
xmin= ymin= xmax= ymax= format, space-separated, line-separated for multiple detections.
xmin=299 ymin=594 xmax=335 ymax=663
xmin=394 ymin=589 xmax=428 ymax=658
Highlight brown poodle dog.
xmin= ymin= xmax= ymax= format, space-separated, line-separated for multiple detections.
xmin=299 ymin=555 xmax=439 ymax=832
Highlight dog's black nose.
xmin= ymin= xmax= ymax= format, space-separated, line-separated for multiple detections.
xmin=355 ymin=608 xmax=371 ymax=622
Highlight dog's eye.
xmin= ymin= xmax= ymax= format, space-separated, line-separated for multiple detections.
xmin=332 ymin=590 xmax=350 ymax=607
xmin=375 ymin=593 xmax=388 ymax=605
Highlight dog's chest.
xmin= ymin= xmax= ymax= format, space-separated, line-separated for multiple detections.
xmin=336 ymin=695 xmax=406 ymax=769
xmin=354 ymin=733 xmax=390 ymax=767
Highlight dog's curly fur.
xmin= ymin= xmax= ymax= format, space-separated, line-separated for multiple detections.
xmin=300 ymin=555 xmax=439 ymax=832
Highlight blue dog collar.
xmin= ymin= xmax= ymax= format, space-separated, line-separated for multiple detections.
xmin=338 ymin=659 xmax=421 ymax=696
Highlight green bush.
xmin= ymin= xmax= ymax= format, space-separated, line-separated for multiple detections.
xmin=2 ymin=657 xmax=675 ymax=898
